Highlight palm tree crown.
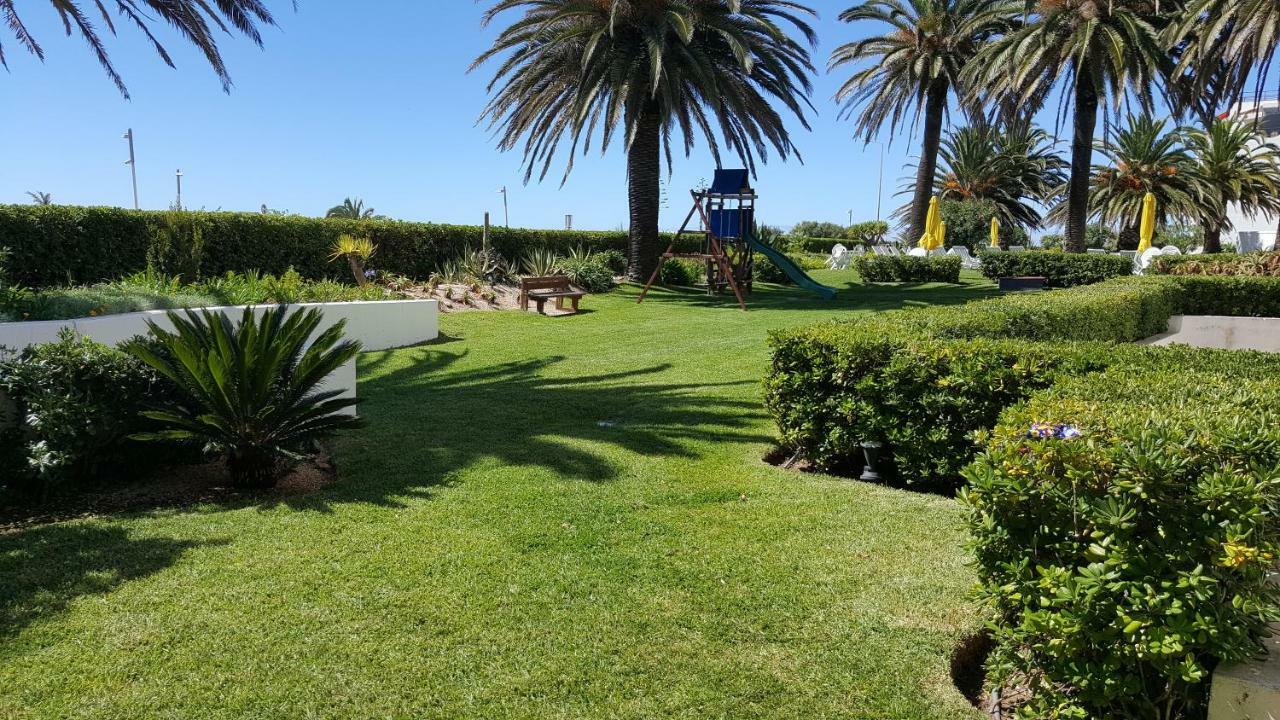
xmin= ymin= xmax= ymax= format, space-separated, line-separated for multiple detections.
xmin=1 ymin=0 xmax=283 ymax=98
xmin=473 ymin=0 xmax=817 ymax=280
xmin=25 ymin=191 xmax=52 ymax=206
xmin=326 ymin=198 xmax=375 ymax=220
xmin=1169 ymin=0 xmax=1280 ymax=109
xmin=936 ymin=121 xmax=1066 ymax=231
xmin=1183 ymin=119 xmax=1280 ymax=253
xmin=966 ymin=0 xmax=1166 ymax=252
xmin=832 ymin=0 xmax=1016 ymax=242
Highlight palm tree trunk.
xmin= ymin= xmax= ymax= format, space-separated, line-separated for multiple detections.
xmin=1065 ymin=75 xmax=1099 ymax=254
xmin=1203 ymin=221 xmax=1223 ymax=254
xmin=907 ymin=79 xmax=950 ymax=243
xmin=627 ymin=106 xmax=663 ymax=283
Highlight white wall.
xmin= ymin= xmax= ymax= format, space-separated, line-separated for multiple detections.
xmin=1141 ymin=315 xmax=1280 ymax=353
xmin=0 ymin=300 xmax=440 ymax=417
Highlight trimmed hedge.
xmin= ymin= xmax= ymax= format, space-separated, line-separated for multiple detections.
xmin=1149 ymin=251 xmax=1280 ymax=277
xmin=0 ymin=204 xmax=647 ymax=289
xmin=854 ymin=254 xmax=961 ymax=283
xmin=963 ymin=353 xmax=1280 ymax=718
xmin=764 ymin=276 xmax=1277 ymax=487
xmin=978 ymin=250 xmax=1134 ymax=287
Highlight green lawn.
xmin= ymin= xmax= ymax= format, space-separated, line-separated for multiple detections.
xmin=2 ymin=271 xmax=1000 ymax=719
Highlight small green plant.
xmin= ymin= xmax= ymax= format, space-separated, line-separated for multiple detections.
xmin=522 ymin=248 xmax=560 ymax=277
xmin=329 ymin=234 xmax=377 ymax=286
xmin=594 ymin=249 xmax=627 ymax=273
xmin=124 ymin=307 xmax=363 ymax=488
xmin=558 ymin=255 xmax=616 ymax=293
xmin=659 ymin=259 xmax=703 ymax=287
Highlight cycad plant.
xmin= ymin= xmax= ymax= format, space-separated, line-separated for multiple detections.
xmin=1184 ymin=119 xmax=1280 ymax=253
xmin=831 ymin=0 xmax=1017 ymax=242
xmin=968 ymin=0 xmax=1166 ymax=252
xmin=935 ymin=121 xmax=1066 ymax=231
xmin=329 ymin=234 xmax=377 ymax=286
xmin=0 ymin=0 xmax=281 ymax=98
xmin=124 ymin=307 xmax=363 ymax=489
xmin=473 ymin=0 xmax=817 ymax=282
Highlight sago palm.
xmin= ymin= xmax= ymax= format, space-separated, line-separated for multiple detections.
xmin=831 ymin=0 xmax=1017 ymax=242
xmin=967 ymin=0 xmax=1166 ymax=252
xmin=935 ymin=121 xmax=1066 ymax=231
xmin=125 ymin=306 xmax=362 ymax=489
xmin=473 ymin=0 xmax=817 ymax=282
xmin=0 ymin=0 xmax=283 ymax=98
xmin=1184 ymin=119 xmax=1280 ymax=253
xmin=326 ymin=198 xmax=375 ymax=220
xmin=1078 ymin=116 xmax=1202 ymax=248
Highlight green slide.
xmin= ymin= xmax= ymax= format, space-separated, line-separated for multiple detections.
xmin=745 ymin=232 xmax=838 ymax=300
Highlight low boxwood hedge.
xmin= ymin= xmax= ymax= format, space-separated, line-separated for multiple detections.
xmin=963 ymin=351 xmax=1280 ymax=718
xmin=977 ymin=250 xmax=1134 ymax=287
xmin=854 ymin=254 xmax=961 ymax=283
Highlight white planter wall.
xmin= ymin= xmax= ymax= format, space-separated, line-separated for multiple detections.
xmin=1141 ymin=315 xmax=1280 ymax=353
xmin=0 ymin=300 xmax=439 ymax=417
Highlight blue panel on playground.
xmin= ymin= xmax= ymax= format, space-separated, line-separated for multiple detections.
xmin=708 ymin=208 xmax=753 ymax=239
xmin=710 ymin=169 xmax=751 ymax=195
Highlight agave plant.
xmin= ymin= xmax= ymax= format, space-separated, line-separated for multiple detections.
xmin=124 ymin=306 xmax=363 ymax=489
xmin=329 ymin=234 xmax=377 ymax=286
xmin=521 ymin=248 xmax=561 ymax=278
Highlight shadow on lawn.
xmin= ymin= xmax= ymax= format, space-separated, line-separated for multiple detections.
xmin=626 ymin=278 xmax=999 ymax=313
xmin=271 ymin=348 xmax=772 ymax=512
xmin=0 ymin=524 xmax=223 ymax=640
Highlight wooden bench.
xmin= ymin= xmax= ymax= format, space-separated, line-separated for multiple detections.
xmin=519 ymin=276 xmax=586 ymax=315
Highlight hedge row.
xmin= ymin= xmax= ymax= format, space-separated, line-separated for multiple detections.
xmin=854 ymin=254 xmax=961 ymax=283
xmin=0 ymin=205 xmax=648 ymax=289
xmin=764 ymin=275 xmax=1278 ymax=487
xmin=1149 ymin=251 xmax=1280 ymax=277
xmin=978 ymin=250 xmax=1134 ymax=287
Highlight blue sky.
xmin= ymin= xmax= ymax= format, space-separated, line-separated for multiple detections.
xmin=0 ymin=1 xmax=1168 ymax=232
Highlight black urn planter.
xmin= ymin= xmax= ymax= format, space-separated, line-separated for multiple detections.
xmin=860 ymin=441 xmax=886 ymax=482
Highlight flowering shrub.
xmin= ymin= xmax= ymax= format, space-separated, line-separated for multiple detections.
xmin=963 ymin=360 xmax=1280 ymax=718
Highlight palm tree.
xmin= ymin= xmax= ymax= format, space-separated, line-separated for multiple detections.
xmin=968 ymin=0 xmax=1166 ymax=252
xmin=326 ymin=198 xmax=375 ymax=220
xmin=832 ymin=0 xmax=1016 ymax=243
xmin=935 ymin=121 xmax=1066 ymax=231
xmin=1076 ymin=116 xmax=1202 ymax=249
xmin=1184 ymin=119 xmax=1280 ymax=253
xmin=1168 ymin=0 xmax=1280 ymax=110
xmin=25 ymin=191 xmax=52 ymax=205
xmin=473 ymin=0 xmax=817 ymax=282
xmin=0 ymin=1 xmax=283 ymax=99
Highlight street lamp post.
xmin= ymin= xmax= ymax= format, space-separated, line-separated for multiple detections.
xmin=175 ymin=169 xmax=183 ymax=209
xmin=123 ymin=129 xmax=139 ymax=210
xmin=498 ymin=186 xmax=509 ymax=228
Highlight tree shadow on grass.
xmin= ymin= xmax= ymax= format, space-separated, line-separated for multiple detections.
xmin=626 ymin=278 xmax=1000 ymax=313
xmin=268 ymin=348 xmax=773 ymax=512
xmin=0 ymin=524 xmax=223 ymax=641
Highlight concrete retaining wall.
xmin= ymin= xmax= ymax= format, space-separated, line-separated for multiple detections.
xmin=0 ymin=300 xmax=439 ymax=417
xmin=1141 ymin=315 xmax=1280 ymax=353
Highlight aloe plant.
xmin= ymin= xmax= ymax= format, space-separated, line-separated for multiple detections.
xmin=124 ymin=306 xmax=363 ymax=489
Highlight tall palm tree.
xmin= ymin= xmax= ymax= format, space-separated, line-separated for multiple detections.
xmin=832 ymin=0 xmax=1016 ymax=243
xmin=936 ymin=120 xmax=1066 ymax=231
xmin=473 ymin=0 xmax=817 ymax=282
xmin=1184 ymin=119 xmax=1280 ymax=253
xmin=326 ymin=198 xmax=375 ymax=220
xmin=0 ymin=1 xmax=283 ymax=99
xmin=967 ymin=0 xmax=1166 ymax=252
xmin=25 ymin=191 xmax=52 ymax=205
xmin=1075 ymin=116 xmax=1202 ymax=249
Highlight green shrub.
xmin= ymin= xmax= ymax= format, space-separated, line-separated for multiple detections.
xmin=659 ymin=258 xmax=704 ymax=287
xmin=962 ymin=357 xmax=1280 ymax=718
xmin=0 ymin=332 xmax=173 ymax=499
xmin=0 ymin=204 xmax=652 ymax=289
xmin=785 ymin=236 xmax=845 ymax=254
xmin=594 ymin=249 xmax=627 ymax=274
xmin=977 ymin=250 xmax=1134 ymax=287
xmin=790 ymin=221 xmax=845 ymax=239
xmin=1149 ymin=251 xmax=1280 ymax=277
xmin=557 ymin=256 xmax=617 ymax=293
xmin=939 ymin=198 xmax=1029 ymax=249
xmin=854 ymin=254 xmax=962 ymax=283
xmin=1114 ymin=274 xmax=1280 ymax=317
xmin=846 ymin=221 xmax=889 ymax=245
xmin=754 ymin=254 xmax=792 ymax=284
xmin=124 ymin=307 xmax=363 ymax=489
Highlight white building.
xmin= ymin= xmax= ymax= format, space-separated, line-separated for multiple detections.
xmin=1225 ymin=97 xmax=1280 ymax=251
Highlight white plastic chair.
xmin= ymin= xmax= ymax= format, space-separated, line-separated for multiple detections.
xmin=1008 ymin=245 xmax=1027 ymax=253
xmin=1160 ymin=246 xmax=1182 ymax=256
xmin=1189 ymin=246 xmax=1204 ymax=255
xmin=827 ymin=244 xmax=849 ymax=269
xmin=947 ymin=246 xmax=982 ymax=270
xmin=907 ymin=247 xmax=929 ymax=257
xmin=1136 ymin=247 xmax=1164 ymax=274
xmin=1086 ymin=248 xmax=1108 ymax=255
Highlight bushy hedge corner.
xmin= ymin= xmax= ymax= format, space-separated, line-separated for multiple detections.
xmin=962 ymin=357 xmax=1280 ymax=718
